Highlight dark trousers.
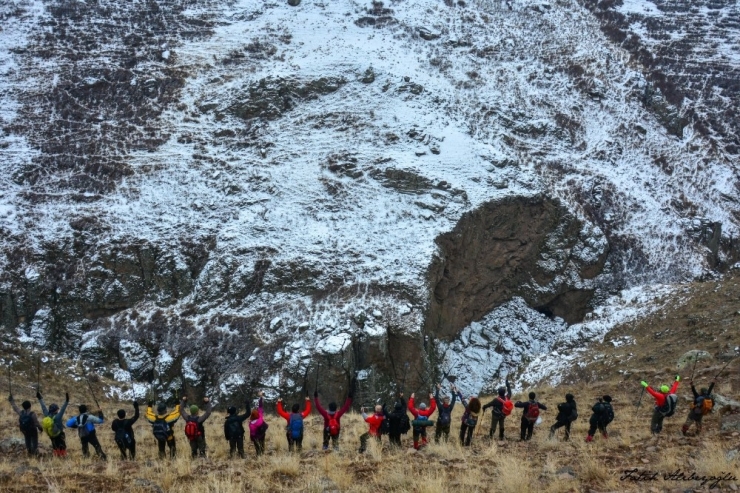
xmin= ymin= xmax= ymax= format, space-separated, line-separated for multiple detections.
xmin=156 ymin=436 xmax=177 ymax=459
xmin=588 ymin=416 xmax=608 ymax=437
xmin=23 ymin=429 xmax=39 ymax=456
xmin=459 ymin=423 xmax=474 ymax=446
xmin=322 ymin=429 xmax=339 ymax=450
xmin=412 ymin=428 xmax=428 ymax=448
xmin=189 ymin=436 xmax=207 ymax=458
xmin=435 ymin=423 xmax=450 ymax=443
xmin=651 ymin=409 xmax=665 ymax=434
xmin=490 ymin=415 xmax=506 ymax=440
xmin=549 ymin=420 xmax=572 ymax=441
xmin=359 ymin=432 xmax=381 ymax=452
xmin=50 ymin=432 xmax=67 ymax=457
xmin=520 ymin=418 xmax=534 ymax=441
xmin=81 ymin=432 xmax=107 ymax=460
xmin=229 ymin=436 xmax=245 ymax=458
xmin=252 ymin=438 xmax=265 ymax=456
xmin=388 ymin=433 xmax=402 ymax=447
xmin=683 ymin=411 xmax=704 ymax=434
xmin=116 ymin=439 xmax=136 ymax=460
xmin=286 ymin=433 xmax=303 ymax=452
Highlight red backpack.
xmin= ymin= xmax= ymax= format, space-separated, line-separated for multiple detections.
xmin=525 ymin=402 xmax=540 ymax=423
xmin=328 ymin=415 xmax=340 ymax=436
xmin=185 ymin=419 xmax=202 ymax=441
xmin=499 ymin=397 xmax=514 ymax=416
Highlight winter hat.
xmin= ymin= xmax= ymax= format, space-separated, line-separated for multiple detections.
xmin=157 ymin=403 xmax=167 ymax=414
xmin=565 ymin=393 xmax=574 ymax=402
xmin=291 ymin=403 xmax=300 ymax=413
xmin=328 ymin=402 xmax=337 ymax=412
xmin=227 ymin=406 xmax=237 ymax=415
xmin=21 ymin=401 xmax=31 ymax=410
xmin=528 ymin=392 xmax=536 ymax=400
xmin=250 ymin=409 xmax=259 ymax=420
xmin=394 ymin=402 xmax=403 ymax=411
xmin=79 ymin=404 xmax=88 ymax=414
xmin=190 ymin=405 xmax=199 ymax=415
xmin=49 ymin=404 xmax=59 ymax=414
xmin=602 ymin=395 xmax=612 ymax=403
xmin=419 ymin=403 xmax=427 ymax=410
xmin=498 ymin=387 xmax=506 ymax=397
xmin=660 ymin=385 xmax=670 ymax=393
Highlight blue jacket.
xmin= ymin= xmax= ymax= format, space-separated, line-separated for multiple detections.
xmin=66 ymin=412 xmax=104 ymax=433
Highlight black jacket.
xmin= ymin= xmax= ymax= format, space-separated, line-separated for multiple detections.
xmin=514 ymin=400 xmax=547 ymax=420
xmin=691 ymin=383 xmax=715 ymax=402
xmin=556 ymin=401 xmax=577 ymax=422
xmin=483 ymin=381 xmax=512 ymax=416
xmin=111 ymin=404 xmax=140 ymax=438
xmin=434 ymin=390 xmax=456 ymax=425
xmin=385 ymin=397 xmax=408 ymax=435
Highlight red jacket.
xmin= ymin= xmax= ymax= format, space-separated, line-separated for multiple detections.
xmin=646 ymin=381 xmax=679 ymax=407
xmin=314 ymin=396 xmax=352 ymax=429
xmin=364 ymin=412 xmax=385 ymax=436
xmin=277 ymin=400 xmax=311 ymax=422
xmin=408 ymin=396 xmax=437 ymax=419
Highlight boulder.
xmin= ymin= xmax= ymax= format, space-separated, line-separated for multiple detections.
xmin=676 ymin=349 xmax=712 ymax=370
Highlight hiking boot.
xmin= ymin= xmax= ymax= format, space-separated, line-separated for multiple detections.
xmin=681 ymin=425 xmax=689 ymax=436
xmin=602 ymin=432 xmax=608 ymax=439
xmin=585 ymin=435 xmax=593 ymax=442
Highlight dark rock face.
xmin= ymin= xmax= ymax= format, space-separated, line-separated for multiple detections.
xmin=582 ymin=0 xmax=740 ymax=153
xmin=426 ymin=195 xmax=608 ymax=337
xmin=5 ymin=0 xmax=217 ymax=195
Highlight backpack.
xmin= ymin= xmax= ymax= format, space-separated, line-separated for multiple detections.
xmin=525 ymin=403 xmax=540 ymax=423
xmin=413 ymin=415 xmax=428 ymax=432
xmin=438 ymin=408 xmax=451 ymax=426
xmin=114 ymin=425 xmax=132 ymax=447
xmin=464 ymin=411 xmax=478 ymax=427
xmin=659 ymin=394 xmax=678 ymax=417
xmin=19 ymin=412 xmax=35 ymax=434
xmin=498 ymin=397 xmax=514 ymax=417
xmin=76 ymin=415 xmax=94 ymax=438
xmin=152 ymin=418 xmax=170 ymax=440
xmin=328 ymin=415 xmax=340 ymax=436
xmin=184 ymin=419 xmax=202 ymax=441
xmin=257 ymin=421 xmax=269 ymax=436
xmin=42 ymin=416 xmax=61 ymax=438
xmin=569 ymin=407 xmax=578 ymax=422
xmin=603 ymin=403 xmax=614 ymax=425
xmin=399 ymin=413 xmax=411 ymax=434
xmin=288 ymin=414 xmax=304 ymax=440
xmin=701 ymin=396 xmax=714 ymax=416
xmin=224 ymin=417 xmax=244 ymax=440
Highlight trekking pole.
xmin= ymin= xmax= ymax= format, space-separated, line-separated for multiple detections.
xmin=36 ymin=355 xmax=41 ymax=394
xmin=7 ymin=364 xmax=11 ymax=397
xmin=84 ymin=371 xmax=101 ymax=410
xmin=636 ymin=385 xmax=646 ymax=414
xmin=714 ymin=357 xmax=736 ymax=379
xmin=690 ymin=354 xmax=699 ymax=381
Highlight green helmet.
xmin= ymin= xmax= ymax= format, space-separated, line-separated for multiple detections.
xmin=660 ymin=385 xmax=670 ymax=393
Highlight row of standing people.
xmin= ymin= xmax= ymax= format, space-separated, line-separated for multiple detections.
xmin=8 ymin=375 xmax=715 ymax=459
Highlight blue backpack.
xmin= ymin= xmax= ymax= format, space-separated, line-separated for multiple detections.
xmin=288 ymin=414 xmax=304 ymax=439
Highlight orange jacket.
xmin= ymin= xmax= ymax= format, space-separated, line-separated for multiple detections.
xmin=408 ymin=396 xmax=437 ymax=419
xmin=277 ymin=400 xmax=312 ymax=422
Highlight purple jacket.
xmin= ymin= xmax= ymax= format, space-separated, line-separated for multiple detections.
xmin=248 ymin=397 xmax=266 ymax=441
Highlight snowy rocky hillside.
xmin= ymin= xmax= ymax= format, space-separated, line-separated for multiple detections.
xmin=0 ymin=0 xmax=738 ymax=401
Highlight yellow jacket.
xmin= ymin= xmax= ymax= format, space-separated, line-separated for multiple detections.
xmin=146 ymin=404 xmax=181 ymax=425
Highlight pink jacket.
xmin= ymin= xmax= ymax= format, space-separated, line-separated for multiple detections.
xmin=248 ymin=398 xmax=266 ymax=440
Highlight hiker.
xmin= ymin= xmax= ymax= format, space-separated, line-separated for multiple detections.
xmin=683 ymin=378 xmax=715 ymax=436
xmin=482 ymin=379 xmax=513 ymax=441
xmin=224 ymin=400 xmax=251 ymax=459
xmin=456 ymin=387 xmax=482 ymax=447
xmin=515 ymin=392 xmax=547 ymax=441
xmin=408 ymin=392 xmax=437 ymax=449
xmin=9 ymin=393 xmax=42 ymax=456
xmin=641 ymin=375 xmax=680 ymax=434
xmin=248 ymin=391 xmax=267 ymax=456
xmin=276 ymin=395 xmax=311 ymax=452
xmin=66 ymin=405 xmax=107 ymax=460
xmin=434 ymin=384 xmax=456 ymax=443
xmin=314 ymin=378 xmax=355 ymax=450
xmin=549 ymin=393 xmax=578 ymax=441
xmin=586 ymin=395 xmax=614 ymax=442
xmin=180 ymin=396 xmax=213 ymax=458
xmin=39 ymin=391 xmax=69 ymax=457
xmin=146 ymin=400 xmax=181 ymax=459
xmin=359 ymin=404 xmax=385 ymax=453
xmin=111 ymin=401 xmax=139 ymax=460
xmin=385 ymin=393 xmax=410 ymax=448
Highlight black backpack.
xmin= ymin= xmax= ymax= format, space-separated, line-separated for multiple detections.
xmin=380 ymin=416 xmax=391 ymax=435
xmin=603 ymin=403 xmax=614 ymax=424
xmin=114 ymin=424 xmax=133 ymax=447
xmin=569 ymin=406 xmax=578 ymax=422
xmin=660 ymin=394 xmax=678 ymax=417
xmin=224 ymin=417 xmax=244 ymax=440
xmin=19 ymin=412 xmax=35 ymax=434
xmin=152 ymin=418 xmax=170 ymax=441
xmin=399 ymin=413 xmax=411 ymax=434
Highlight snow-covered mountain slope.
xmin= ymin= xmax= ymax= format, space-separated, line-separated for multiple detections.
xmin=0 ymin=0 xmax=738 ymax=398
